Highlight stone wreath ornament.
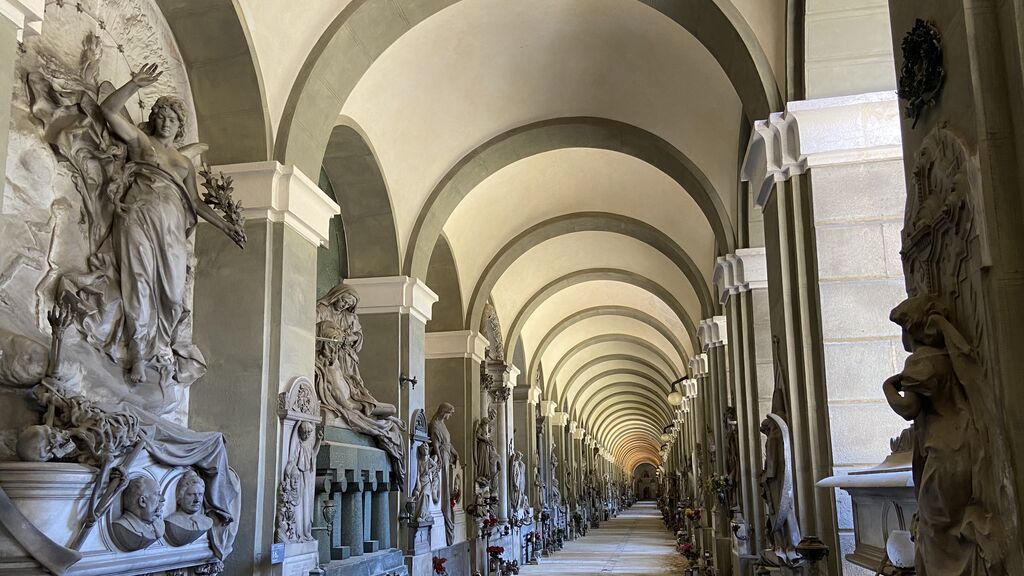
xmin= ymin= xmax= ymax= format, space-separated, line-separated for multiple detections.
xmin=898 ymin=19 xmax=945 ymax=128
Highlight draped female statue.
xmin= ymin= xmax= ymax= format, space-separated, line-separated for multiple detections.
xmin=315 ymin=283 xmax=406 ymax=482
xmin=429 ymin=403 xmax=459 ymax=545
xmin=883 ymin=295 xmax=999 ymax=574
xmin=27 ymin=63 xmax=245 ymax=389
xmin=474 ymin=407 xmax=500 ymax=494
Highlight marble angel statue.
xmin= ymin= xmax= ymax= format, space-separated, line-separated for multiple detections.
xmin=315 ymin=283 xmax=406 ymax=482
xmin=26 ymin=60 xmax=246 ymax=391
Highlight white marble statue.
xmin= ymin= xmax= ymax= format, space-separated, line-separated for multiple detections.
xmin=474 ymin=407 xmax=500 ymax=494
xmin=509 ymin=449 xmax=528 ymax=517
xmin=412 ymin=441 xmax=440 ymax=523
xmin=26 ymin=62 xmax=245 ymax=389
xmin=429 ymin=402 xmax=459 ymax=545
xmin=276 ymin=420 xmax=322 ymax=543
xmin=165 ymin=469 xmax=214 ymax=547
xmin=315 ymin=283 xmax=406 ymax=482
xmin=883 ymin=295 xmax=994 ymax=574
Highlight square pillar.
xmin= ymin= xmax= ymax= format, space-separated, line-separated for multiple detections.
xmin=192 ymin=161 xmax=339 ymax=576
xmin=340 ymin=275 xmax=438 ymax=549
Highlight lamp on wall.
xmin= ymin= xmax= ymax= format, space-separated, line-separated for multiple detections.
xmin=660 ymin=423 xmax=675 ymax=443
xmin=666 ymin=376 xmax=686 ymax=406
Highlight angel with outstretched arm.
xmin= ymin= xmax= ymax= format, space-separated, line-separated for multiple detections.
xmin=95 ymin=63 xmax=244 ymax=383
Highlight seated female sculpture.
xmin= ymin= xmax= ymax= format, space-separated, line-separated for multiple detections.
xmin=315 ymin=283 xmax=406 ymax=482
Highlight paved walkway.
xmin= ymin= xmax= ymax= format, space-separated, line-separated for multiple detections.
xmin=520 ymin=502 xmax=685 ymax=575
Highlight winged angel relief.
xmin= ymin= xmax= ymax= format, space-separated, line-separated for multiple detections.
xmin=25 ymin=35 xmax=245 ymax=401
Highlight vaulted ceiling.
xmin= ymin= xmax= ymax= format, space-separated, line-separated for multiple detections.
xmin=262 ymin=0 xmax=786 ymax=471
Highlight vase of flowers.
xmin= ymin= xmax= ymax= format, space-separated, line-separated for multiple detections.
xmin=432 ymin=556 xmax=448 ymax=576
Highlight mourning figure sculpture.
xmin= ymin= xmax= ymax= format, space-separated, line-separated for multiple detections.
xmin=412 ymin=441 xmax=440 ymax=523
xmin=315 ymin=283 xmax=406 ymax=482
xmin=429 ymin=402 xmax=459 ymax=545
xmin=111 ymin=476 xmax=165 ymax=552
xmin=474 ymin=407 xmax=500 ymax=494
xmin=165 ymin=469 xmax=214 ymax=547
xmin=883 ymin=295 xmax=997 ymax=574
xmin=26 ymin=62 xmax=246 ymax=390
xmin=276 ymin=420 xmax=323 ymax=543
xmin=759 ymin=339 xmax=800 ymax=567
xmin=509 ymin=449 xmax=528 ymax=518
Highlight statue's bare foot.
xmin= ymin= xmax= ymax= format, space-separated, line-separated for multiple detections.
xmin=129 ymin=361 xmax=146 ymax=384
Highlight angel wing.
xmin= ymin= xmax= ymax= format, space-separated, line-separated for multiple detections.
xmin=178 ymin=143 xmax=209 ymax=167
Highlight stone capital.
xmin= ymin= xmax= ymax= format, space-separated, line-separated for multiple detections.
xmin=527 ymin=385 xmax=542 ymax=405
xmin=425 ymin=330 xmax=489 ymax=362
xmin=689 ymin=354 xmax=709 ymax=377
xmin=698 ymin=316 xmax=728 ymax=350
xmin=488 ymin=385 xmax=511 ymax=404
xmin=741 ymin=91 xmax=903 ymax=210
xmin=342 ymin=276 xmax=438 ymax=324
xmin=0 ymin=0 xmax=44 ymax=40
xmin=713 ymin=248 xmax=768 ymax=304
xmin=539 ymin=400 xmax=557 ymax=417
xmin=551 ymin=411 xmax=570 ymax=427
xmin=213 ymin=161 xmax=339 ymax=248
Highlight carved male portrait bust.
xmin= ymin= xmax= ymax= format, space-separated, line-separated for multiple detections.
xmin=164 ymin=469 xmax=213 ymax=547
xmin=110 ymin=476 xmax=166 ymax=552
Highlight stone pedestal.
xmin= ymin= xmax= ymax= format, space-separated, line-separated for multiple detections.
xmin=276 ymin=541 xmax=319 ymax=576
xmin=817 ymin=449 xmax=916 ymax=572
xmin=314 ymin=426 xmax=401 ymax=573
xmin=193 ymin=161 xmax=338 ymax=576
xmin=0 ymin=461 xmax=219 ymax=576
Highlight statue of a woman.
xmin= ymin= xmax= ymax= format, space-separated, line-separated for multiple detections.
xmin=315 ymin=283 xmax=406 ymax=482
xmin=429 ymin=403 xmax=458 ymax=545
xmin=316 ymin=284 xmax=398 ymax=419
xmin=474 ymin=408 xmax=500 ymax=493
xmin=27 ymin=63 xmax=245 ymax=388
xmin=883 ymin=294 xmax=998 ymax=574
xmin=509 ymin=450 xmax=527 ymax=517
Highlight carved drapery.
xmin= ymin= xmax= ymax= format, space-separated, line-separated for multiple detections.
xmin=890 ymin=127 xmax=1020 ymax=574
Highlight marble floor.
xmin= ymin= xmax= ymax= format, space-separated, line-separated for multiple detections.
xmin=520 ymin=502 xmax=686 ymax=575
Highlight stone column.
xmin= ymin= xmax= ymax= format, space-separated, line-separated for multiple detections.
xmin=484 ymin=361 xmax=514 ymax=524
xmin=715 ymin=249 xmax=770 ymax=559
xmin=192 ymin=161 xmax=339 ymax=576
xmin=342 ymin=486 xmax=365 ymax=557
xmin=372 ymin=489 xmax=391 ymax=549
xmin=743 ymin=93 xmax=911 ymax=573
xmin=425 ymin=328 xmax=488 ymax=543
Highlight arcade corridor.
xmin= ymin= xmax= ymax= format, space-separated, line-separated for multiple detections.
xmin=2 ymin=2 xmax=1023 ymax=576
xmin=520 ymin=503 xmax=685 ymax=576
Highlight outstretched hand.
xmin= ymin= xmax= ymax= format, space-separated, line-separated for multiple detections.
xmin=131 ymin=63 xmax=163 ymax=88
xmin=226 ymin=222 xmax=247 ymax=249
xmin=47 ymin=300 xmax=74 ymax=337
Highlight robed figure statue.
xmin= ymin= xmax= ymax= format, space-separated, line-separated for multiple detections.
xmin=315 ymin=283 xmax=406 ymax=482
xmin=27 ymin=63 xmax=245 ymax=391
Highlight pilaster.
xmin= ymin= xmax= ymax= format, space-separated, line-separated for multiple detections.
xmin=192 ymin=162 xmax=337 ymax=576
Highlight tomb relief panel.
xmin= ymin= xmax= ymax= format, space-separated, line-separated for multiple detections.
xmin=0 ymin=0 xmax=207 ymax=437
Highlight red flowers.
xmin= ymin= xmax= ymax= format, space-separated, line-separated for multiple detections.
xmin=482 ymin=514 xmax=499 ymax=528
xmin=432 ymin=556 xmax=448 ymax=575
xmin=486 ymin=545 xmax=505 ymax=556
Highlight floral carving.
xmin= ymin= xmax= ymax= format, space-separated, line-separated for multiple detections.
xmin=897 ymin=19 xmax=945 ymax=128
